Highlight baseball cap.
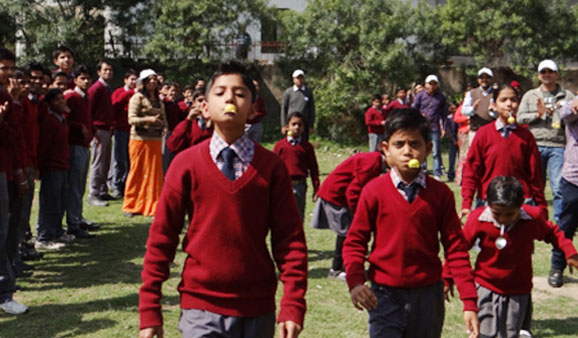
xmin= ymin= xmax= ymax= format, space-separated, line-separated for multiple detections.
xmin=292 ymin=69 xmax=305 ymax=78
xmin=425 ymin=75 xmax=439 ymax=84
xmin=538 ymin=60 xmax=558 ymax=73
xmin=139 ymin=69 xmax=157 ymax=81
xmin=477 ymin=67 xmax=494 ymax=77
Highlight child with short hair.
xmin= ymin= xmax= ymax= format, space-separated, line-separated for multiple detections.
xmin=461 ymin=84 xmax=547 ymax=220
xmin=343 ymin=108 xmax=479 ymax=338
xmin=365 ymin=94 xmax=385 ymax=152
xmin=273 ymin=112 xmax=320 ymax=221
xmin=138 ymin=60 xmax=308 ymax=338
xmin=310 ymin=151 xmax=387 ymax=280
xmin=446 ymin=176 xmax=578 ymax=337
xmin=52 ymin=46 xmax=75 ymax=89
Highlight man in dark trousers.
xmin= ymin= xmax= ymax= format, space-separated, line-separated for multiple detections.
xmin=281 ymin=69 xmax=315 ymax=140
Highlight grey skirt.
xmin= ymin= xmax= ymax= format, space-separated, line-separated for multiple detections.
xmin=477 ymin=284 xmax=531 ymax=338
xmin=309 ymin=198 xmax=352 ymax=236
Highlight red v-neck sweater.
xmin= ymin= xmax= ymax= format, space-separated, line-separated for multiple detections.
xmin=462 ymin=205 xmax=577 ymax=295
xmin=343 ymin=173 xmax=478 ymax=311
xmin=166 ymin=119 xmax=213 ymax=155
xmin=139 ymin=141 xmax=308 ymax=329
xmin=273 ymin=138 xmax=320 ymax=192
xmin=317 ymin=152 xmax=383 ymax=212
xmin=462 ymin=122 xmax=545 ymax=213
xmin=65 ymin=91 xmax=93 ymax=147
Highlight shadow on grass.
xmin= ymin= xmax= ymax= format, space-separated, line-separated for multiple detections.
xmin=18 ymin=221 xmax=153 ymax=292
xmin=533 ymin=317 xmax=578 ymax=337
xmin=0 ymin=293 xmax=180 ymax=338
xmin=307 ymin=249 xmax=334 ymax=263
xmin=309 ymin=267 xmax=332 ymax=279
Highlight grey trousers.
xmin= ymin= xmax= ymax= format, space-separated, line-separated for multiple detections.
xmin=89 ymin=128 xmax=112 ymax=198
xmin=66 ymin=145 xmax=90 ymax=230
xmin=368 ymin=281 xmax=444 ymax=338
xmin=245 ymin=122 xmax=263 ymax=143
xmin=0 ymin=172 xmax=15 ymax=302
xmin=368 ymin=133 xmax=383 ymax=152
xmin=110 ymin=130 xmax=130 ymax=193
xmin=178 ymin=309 xmax=275 ymax=338
xmin=37 ymin=170 xmax=67 ymax=242
xmin=292 ymin=179 xmax=307 ymax=222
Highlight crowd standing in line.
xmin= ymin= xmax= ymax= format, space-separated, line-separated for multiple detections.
xmin=1 ymin=43 xmax=578 ymax=338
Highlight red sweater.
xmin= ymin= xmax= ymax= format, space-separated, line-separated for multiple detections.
xmin=88 ymin=79 xmax=114 ymax=129
xmin=139 ymin=141 xmax=308 ymax=329
xmin=273 ymin=138 xmax=320 ymax=192
xmin=247 ymin=96 xmax=266 ymax=124
xmin=163 ymin=98 xmax=184 ymax=130
xmin=343 ymin=173 xmax=478 ymax=311
xmin=38 ymin=111 xmax=69 ymax=171
xmin=21 ymin=97 xmax=41 ymax=168
xmin=317 ymin=152 xmax=383 ymax=212
xmin=383 ymin=99 xmax=409 ymax=118
xmin=65 ymin=90 xmax=93 ymax=147
xmin=111 ymin=87 xmax=134 ymax=132
xmin=461 ymin=122 xmax=546 ymax=214
xmin=365 ymin=106 xmax=385 ymax=134
xmin=166 ymin=119 xmax=213 ymax=155
xmin=461 ymin=205 xmax=577 ymax=295
xmin=178 ymin=100 xmax=192 ymax=115
xmin=0 ymin=89 xmax=24 ymax=180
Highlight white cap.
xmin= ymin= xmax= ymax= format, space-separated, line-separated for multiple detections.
xmin=538 ymin=60 xmax=558 ymax=73
xmin=425 ymin=75 xmax=439 ymax=84
xmin=477 ymin=67 xmax=494 ymax=77
xmin=292 ymin=69 xmax=305 ymax=78
xmin=139 ymin=69 xmax=157 ymax=81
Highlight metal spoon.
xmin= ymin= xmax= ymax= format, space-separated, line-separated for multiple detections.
xmin=495 ymin=224 xmax=508 ymax=250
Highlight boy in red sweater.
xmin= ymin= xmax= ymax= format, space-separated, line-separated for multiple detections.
xmin=365 ymin=95 xmax=385 ymax=152
xmin=446 ymin=176 xmax=578 ymax=337
xmin=311 ymin=151 xmax=387 ymax=280
xmin=36 ymin=89 xmax=72 ymax=250
xmin=461 ymin=84 xmax=546 ymax=221
xmin=139 ymin=61 xmax=308 ymax=338
xmin=343 ymin=109 xmax=479 ymax=338
xmin=273 ymin=112 xmax=320 ymax=221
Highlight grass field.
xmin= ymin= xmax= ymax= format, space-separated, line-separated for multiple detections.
xmin=1 ymin=139 xmax=578 ymax=338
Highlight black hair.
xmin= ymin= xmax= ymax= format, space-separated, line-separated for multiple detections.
xmin=44 ymin=88 xmax=63 ymax=104
xmin=372 ymin=94 xmax=382 ymax=101
xmin=74 ymin=65 xmax=91 ymax=78
xmin=26 ymin=62 xmax=46 ymax=76
xmin=96 ymin=59 xmax=112 ymax=72
xmin=124 ymin=69 xmax=137 ymax=78
xmin=286 ymin=111 xmax=305 ymax=124
xmin=383 ymin=108 xmax=431 ymax=142
xmin=206 ymin=60 xmax=256 ymax=103
xmin=52 ymin=46 xmax=74 ymax=60
xmin=52 ymin=71 xmax=68 ymax=81
xmin=0 ymin=47 xmax=16 ymax=62
xmin=142 ymin=76 xmax=160 ymax=101
xmin=192 ymin=89 xmax=205 ymax=101
xmin=13 ymin=69 xmax=27 ymax=79
xmin=183 ymin=85 xmax=194 ymax=93
xmin=487 ymin=176 xmax=524 ymax=208
xmin=492 ymin=83 xmax=517 ymax=102
xmin=396 ymin=88 xmax=405 ymax=93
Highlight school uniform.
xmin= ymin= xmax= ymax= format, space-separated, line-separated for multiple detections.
xmin=460 ymin=205 xmax=577 ymax=337
xmin=87 ymin=78 xmax=114 ymax=201
xmin=178 ymin=99 xmax=192 ymax=115
xmin=344 ymin=169 xmax=477 ymax=338
xmin=382 ymin=98 xmax=409 ymax=118
xmin=273 ymin=136 xmax=320 ymax=220
xmin=364 ymin=106 xmax=385 ymax=152
xmin=462 ymin=120 xmax=546 ymax=217
xmin=65 ymin=87 xmax=92 ymax=232
xmin=110 ymin=85 xmax=134 ymax=194
xmin=139 ymin=134 xmax=307 ymax=337
xmin=166 ymin=118 xmax=213 ymax=155
xmin=311 ymin=152 xmax=384 ymax=271
xmin=162 ymin=97 xmax=184 ymax=172
xmin=37 ymin=110 xmax=69 ymax=243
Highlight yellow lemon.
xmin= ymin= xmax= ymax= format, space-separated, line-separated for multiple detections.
xmin=287 ymin=131 xmax=293 ymax=137
xmin=224 ymin=103 xmax=237 ymax=113
xmin=507 ymin=116 xmax=516 ymax=124
xmin=408 ymin=159 xmax=420 ymax=169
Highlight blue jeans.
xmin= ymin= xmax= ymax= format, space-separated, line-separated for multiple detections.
xmin=430 ymin=131 xmax=443 ymax=177
xmin=447 ymin=140 xmax=457 ymax=181
xmin=38 ymin=170 xmax=67 ymax=242
xmin=551 ymin=178 xmax=578 ymax=271
xmin=111 ymin=130 xmax=130 ymax=191
xmin=66 ymin=145 xmax=90 ymax=230
xmin=538 ymin=146 xmax=564 ymax=222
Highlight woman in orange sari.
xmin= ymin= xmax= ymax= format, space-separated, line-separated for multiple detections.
xmin=122 ymin=69 xmax=166 ymax=217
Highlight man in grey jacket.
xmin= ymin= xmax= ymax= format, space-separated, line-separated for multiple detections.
xmin=517 ymin=59 xmax=574 ymax=224
xmin=281 ymin=70 xmax=315 ymax=139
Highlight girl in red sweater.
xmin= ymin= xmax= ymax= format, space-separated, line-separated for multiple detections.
xmin=448 ymin=176 xmax=578 ymax=337
xmin=461 ymin=84 xmax=546 ymax=220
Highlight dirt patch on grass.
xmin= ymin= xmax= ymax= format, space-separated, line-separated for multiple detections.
xmin=532 ymin=276 xmax=578 ymax=302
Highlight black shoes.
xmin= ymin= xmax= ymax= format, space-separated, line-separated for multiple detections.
xmin=548 ymin=268 xmax=563 ymax=288
xmin=68 ymin=228 xmax=95 ymax=239
xmin=80 ymin=219 xmax=101 ymax=231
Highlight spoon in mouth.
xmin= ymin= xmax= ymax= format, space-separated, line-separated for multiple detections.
xmin=495 ymin=224 xmax=508 ymax=250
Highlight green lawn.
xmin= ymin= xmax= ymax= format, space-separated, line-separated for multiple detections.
xmin=1 ymin=139 xmax=577 ymax=337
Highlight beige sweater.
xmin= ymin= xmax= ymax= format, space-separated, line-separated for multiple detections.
xmin=128 ymin=92 xmax=167 ymax=141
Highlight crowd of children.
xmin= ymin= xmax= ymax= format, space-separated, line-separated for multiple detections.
xmin=2 ymin=43 xmax=578 ymax=338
